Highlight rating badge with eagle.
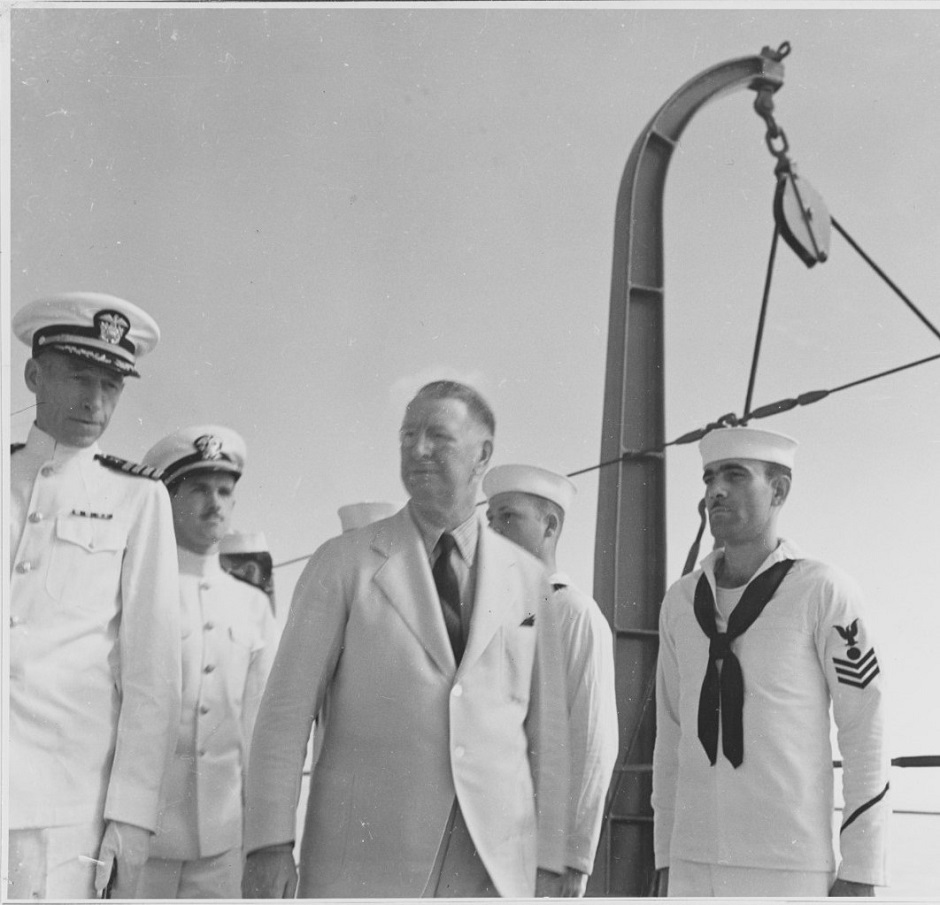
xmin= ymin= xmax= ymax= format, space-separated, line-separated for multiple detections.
xmin=832 ymin=618 xmax=880 ymax=689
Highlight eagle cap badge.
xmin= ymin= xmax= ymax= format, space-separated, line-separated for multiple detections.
xmin=194 ymin=434 xmax=223 ymax=460
xmin=94 ymin=310 xmax=131 ymax=346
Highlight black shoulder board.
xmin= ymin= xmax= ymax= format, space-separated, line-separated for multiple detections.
xmin=11 ymin=443 xmax=25 ymax=454
xmin=94 ymin=453 xmax=162 ymax=480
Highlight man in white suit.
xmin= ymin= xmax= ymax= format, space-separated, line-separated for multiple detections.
xmin=243 ymin=380 xmax=568 ymax=898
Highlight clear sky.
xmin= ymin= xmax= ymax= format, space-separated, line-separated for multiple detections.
xmin=4 ymin=3 xmax=940 ymax=891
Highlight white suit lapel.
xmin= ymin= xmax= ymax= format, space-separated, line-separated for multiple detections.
xmin=372 ymin=508 xmax=456 ymax=676
xmin=459 ymin=524 xmax=520 ymax=676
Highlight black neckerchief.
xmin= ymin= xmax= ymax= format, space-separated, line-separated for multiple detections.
xmin=693 ymin=558 xmax=795 ymax=768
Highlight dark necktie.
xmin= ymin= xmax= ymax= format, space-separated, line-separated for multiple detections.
xmin=433 ymin=533 xmax=464 ymax=664
xmin=693 ymin=558 xmax=795 ymax=768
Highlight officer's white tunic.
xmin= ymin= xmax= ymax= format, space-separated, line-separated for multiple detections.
xmin=148 ymin=547 xmax=280 ymax=861
xmin=9 ymin=424 xmax=181 ymax=832
xmin=652 ymin=539 xmax=889 ymax=885
xmin=549 ymin=573 xmax=619 ymax=874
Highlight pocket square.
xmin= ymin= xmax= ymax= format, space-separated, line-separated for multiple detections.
xmin=521 ymin=614 xmax=535 ymax=627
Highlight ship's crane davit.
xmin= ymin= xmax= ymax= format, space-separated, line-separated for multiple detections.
xmin=589 ymin=39 xmax=940 ymax=894
xmin=589 ymin=45 xmax=789 ymax=897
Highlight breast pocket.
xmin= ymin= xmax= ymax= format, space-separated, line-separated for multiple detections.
xmin=46 ymin=516 xmax=127 ymax=605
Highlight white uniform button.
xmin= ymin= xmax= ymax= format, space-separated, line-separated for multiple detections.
xmin=204 ymin=621 xmax=214 ymax=631
xmin=199 ymin=705 xmax=210 ymax=715
xmin=200 ymin=581 xmax=211 ymax=591
xmin=452 ymin=684 xmax=463 ymax=697
xmin=203 ymin=664 xmax=215 ymax=674
xmin=454 ymin=746 xmax=465 ymax=759
xmin=10 ymin=615 xmax=26 ymax=627
xmin=15 ymin=561 xmax=33 ymax=574
xmin=28 ymin=512 xmax=44 ymax=523
xmin=40 ymin=466 xmax=55 ymax=477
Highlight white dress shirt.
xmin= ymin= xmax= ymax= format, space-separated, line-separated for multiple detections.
xmin=549 ymin=573 xmax=619 ymax=874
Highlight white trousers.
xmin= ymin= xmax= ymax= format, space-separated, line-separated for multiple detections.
xmin=669 ymin=858 xmax=832 ymax=897
xmin=7 ymin=821 xmax=103 ymax=900
xmin=135 ymin=848 xmax=243 ymax=899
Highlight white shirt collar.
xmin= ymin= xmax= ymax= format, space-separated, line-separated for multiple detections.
xmin=177 ymin=545 xmax=224 ymax=578
xmin=700 ymin=537 xmax=806 ymax=584
xmin=25 ymin=423 xmax=100 ymax=463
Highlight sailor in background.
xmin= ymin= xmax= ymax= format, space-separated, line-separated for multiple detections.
xmin=138 ymin=426 xmax=280 ymax=898
xmin=8 ymin=292 xmax=181 ymax=900
xmin=220 ymin=530 xmax=277 ymax=615
xmin=652 ymin=427 xmax=889 ymax=897
xmin=484 ymin=464 xmax=619 ymax=897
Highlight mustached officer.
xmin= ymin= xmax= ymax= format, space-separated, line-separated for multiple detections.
xmin=138 ymin=426 xmax=280 ymax=898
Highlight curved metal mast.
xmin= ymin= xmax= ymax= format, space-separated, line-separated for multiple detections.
xmin=591 ymin=47 xmax=786 ymax=897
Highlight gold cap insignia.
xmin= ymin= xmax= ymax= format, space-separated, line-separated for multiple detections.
xmin=194 ymin=435 xmax=223 ymax=460
xmin=95 ymin=310 xmax=131 ymax=346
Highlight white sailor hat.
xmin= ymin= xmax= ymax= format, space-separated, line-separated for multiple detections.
xmin=482 ymin=464 xmax=577 ymax=514
xmin=338 ymin=502 xmax=401 ymax=532
xmin=219 ymin=531 xmax=270 ymax=555
xmin=699 ymin=426 xmax=798 ymax=469
xmin=142 ymin=425 xmax=247 ymax=486
xmin=13 ymin=292 xmax=160 ymax=378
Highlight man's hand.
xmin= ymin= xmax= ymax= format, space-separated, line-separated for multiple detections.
xmin=95 ymin=820 xmax=151 ymax=898
xmin=830 ymin=878 xmax=875 ymax=897
xmin=559 ymin=867 xmax=588 ymax=897
xmin=651 ymin=867 xmax=669 ymax=897
xmin=535 ymin=867 xmax=562 ymax=897
xmin=243 ymin=845 xmax=298 ymax=899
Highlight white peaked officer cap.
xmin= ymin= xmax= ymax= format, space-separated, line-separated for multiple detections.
xmin=338 ymin=502 xmax=401 ymax=532
xmin=699 ymin=426 xmax=798 ymax=469
xmin=219 ymin=531 xmax=270 ymax=555
xmin=142 ymin=425 xmax=247 ymax=486
xmin=13 ymin=291 xmax=160 ymax=378
xmin=482 ymin=464 xmax=577 ymax=514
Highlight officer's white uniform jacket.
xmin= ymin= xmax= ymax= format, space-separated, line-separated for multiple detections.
xmin=148 ymin=547 xmax=280 ymax=860
xmin=9 ymin=425 xmax=181 ymax=831
xmin=652 ymin=539 xmax=889 ymax=885
xmin=549 ymin=573 xmax=619 ymax=875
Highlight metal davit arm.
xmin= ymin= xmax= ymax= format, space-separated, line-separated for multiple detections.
xmin=591 ymin=46 xmax=786 ymax=897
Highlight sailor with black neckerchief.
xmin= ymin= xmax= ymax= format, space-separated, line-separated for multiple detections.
xmin=8 ymin=292 xmax=181 ymax=900
xmin=651 ymin=426 xmax=889 ymax=897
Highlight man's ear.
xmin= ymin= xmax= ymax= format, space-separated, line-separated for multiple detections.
xmin=544 ymin=512 xmax=559 ymax=539
xmin=771 ymin=473 xmax=791 ymax=507
xmin=475 ymin=438 xmax=494 ymax=475
xmin=24 ymin=358 xmax=42 ymax=394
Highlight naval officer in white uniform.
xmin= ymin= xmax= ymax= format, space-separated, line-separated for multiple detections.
xmin=8 ymin=292 xmax=182 ymax=899
xmin=484 ymin=464 xmax=619 ymax=897
xmin=652 ymin=426 xmax=889 ymax=896
xmin=137 ymin=425 xmax=280 ymax=898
